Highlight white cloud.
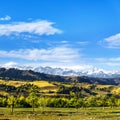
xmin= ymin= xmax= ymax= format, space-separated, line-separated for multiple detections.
xmin=0 ymin=20 xmax=62 ymax=36
xmin=106 ymin=62 xmax=120 ymax=67
xmin=0 ymin=46 xmax=81 ymax=64
xmin=0 ymin=15 xmax=11 ymax=21
xmin=2 ymin=61 xmax=18 ymax=68
xmin=76 ymin=41 xmax=88 ymax=46
xmin=94 ymin=57 xmax=120 ymax=69
xmin=101 ymin=33 xmax=120 ymax=48
xmin=61 ymin=40 xmax=68 ymax=44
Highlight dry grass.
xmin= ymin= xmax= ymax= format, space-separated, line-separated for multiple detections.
xmin=0 ymin=79 xmax=26 ymax=87
xmin=112 ymin=87 xmax=120 ymax=95
xmin=30 ymin=81 xmax=55 ymax=87
xmin=0 ymin=79 xmax=55 ymax=88
xmin=0 ymin=79 xmax=58 ymax=94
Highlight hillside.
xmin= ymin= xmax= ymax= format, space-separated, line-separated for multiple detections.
xmin=0 ymin=67 xmax=119 ymax=99
xmin=0 ymin=79 xmax=120 ymax=98
xmin=0 ymin=68 xmax=120 ymax=85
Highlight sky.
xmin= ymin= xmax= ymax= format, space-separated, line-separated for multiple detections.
xmin=0 ymin=0 xmax=120 ymax=70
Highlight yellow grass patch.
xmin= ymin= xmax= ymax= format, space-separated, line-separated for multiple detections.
xmin=30 ymin=81 xmax=54 ymax=87
xmin=0 ymin=91 xmax=9 ymax=96
xmin=0 ymin=79 xmax=55 ymax=88
xmin=0 ymin=79 xmax=26 ymax=87
xmin=112 ymin=87 xmax=120 ymax=95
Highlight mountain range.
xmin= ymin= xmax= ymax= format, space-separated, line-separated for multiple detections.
xmin=0 ymin=67 xmax=120 ymax=85
xmin=1 ymin=63 xmax=120 ymax=78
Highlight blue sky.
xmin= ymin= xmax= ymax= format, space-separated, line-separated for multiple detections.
xmin=0 ymin=0 xmax=120 ymax=70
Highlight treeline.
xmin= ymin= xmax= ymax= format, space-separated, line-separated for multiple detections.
xmin=39 ymin=96 xmax=120 ymax=108
xmin=0 ymin=95 xmax=120 ymax=108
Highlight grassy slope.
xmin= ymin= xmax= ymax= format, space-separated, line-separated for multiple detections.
xmin=0 ymin=79 xmax=54 ymax=87
xmin=0 ymin=79 xmax=120 ymax=97
xmin=0 ymin=79 xmax=58 ymax=95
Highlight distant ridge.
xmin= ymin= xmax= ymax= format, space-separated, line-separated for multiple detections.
xmin=1 ymin=63 xmax=120 ymax=78
xmin=0 ymin=67 xmax=120 ymax=85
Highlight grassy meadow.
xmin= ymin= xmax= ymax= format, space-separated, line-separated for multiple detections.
xmin=0 ymin=107 xmax=120 ymax=120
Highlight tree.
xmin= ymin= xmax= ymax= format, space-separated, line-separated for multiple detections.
xmin=73 ymin=81 xmax=81 ymax=112
xmin=17 ymin=95 xmax=30 ymax=108
xmin=7 ymin=95 xmax=16 ymax=114
xmin=26 ymin=85 xmax=39 ymax=113
xmin=0 ymin=97 xmax=7 ymax=107
xmin=86 ymin=96 xmax=97 ymax=107
xmin=107 ymin=96 xmax=117 ymax=108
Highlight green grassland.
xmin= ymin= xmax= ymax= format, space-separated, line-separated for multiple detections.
xmin=0 ymin=107 xmax=120 ymax=120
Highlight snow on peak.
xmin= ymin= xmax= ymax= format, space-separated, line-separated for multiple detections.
xmin=0 ymin=63 xmax=120 ymax=78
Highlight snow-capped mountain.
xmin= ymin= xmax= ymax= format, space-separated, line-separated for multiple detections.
xmin=33 ymin=66 xmax=120 ymax=78
xmin=1 ymin=63 xmax=120 ymax=78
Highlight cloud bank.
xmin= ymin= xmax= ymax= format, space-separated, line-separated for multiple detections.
xmin=0 ymin=20 xmax=62 ymax=36
xmin=0 ymin=46 xmax=81 ymax=64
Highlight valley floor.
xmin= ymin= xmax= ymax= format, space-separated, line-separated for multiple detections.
xmin=0 ymin=107 xmax=120 ymax=120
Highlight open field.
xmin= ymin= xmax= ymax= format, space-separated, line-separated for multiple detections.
xmin=0 ymin=80 xmax=55 ymax=87
xmin=0 ymin=107 xmax=120 ymax=120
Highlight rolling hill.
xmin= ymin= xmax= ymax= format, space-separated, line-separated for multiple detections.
xmin=0 ymin=67 xmax=120 ymax=85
